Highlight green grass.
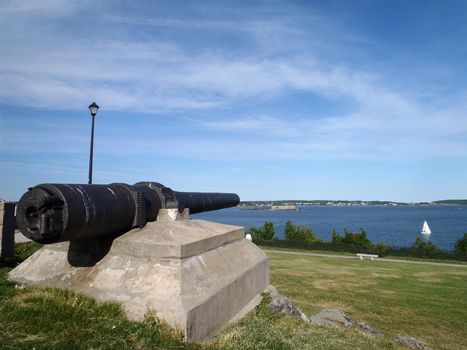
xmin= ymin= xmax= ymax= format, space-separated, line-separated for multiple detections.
xmin=0 ymin=268 xmax=397 ymax=350
xmin=0 ymin=269 xmax=203 ymax=350
xmin=259 ymin=245 xmax=467 ymax=265
xmin=1 ymin=242 xmax=465 ymax=349
xmin=267 ymin=250 xmax=467 ymax=350
xmin=210 ymin=294 xmax=396 ymax=350
xmin=253 ymin=238 xmax=467 ymax=262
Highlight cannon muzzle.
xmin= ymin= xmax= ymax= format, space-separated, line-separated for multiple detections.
xmin=16 ymin=182 xmax=239 ymax=244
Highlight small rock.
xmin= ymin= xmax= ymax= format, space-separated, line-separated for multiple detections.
xmin=264 ymin=287 xmax=384 ymax=338
xmin=358 ymin=322 xmax=374 ymax=333
xmin=357 ymin=322 xmax=383 ymax=336
xmin=265 ymin=286 xmax=309 ymax=322
xmin=309 ymin=308 xmax=355 ymax=328
xmin=394 ymin=335 xmax=432 ymax=350
xmin=15 ymin=284 xmax=26 ymax=290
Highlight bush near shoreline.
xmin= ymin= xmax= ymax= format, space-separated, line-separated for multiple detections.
xmin=249 ymin=221 xmax=467 ymax=261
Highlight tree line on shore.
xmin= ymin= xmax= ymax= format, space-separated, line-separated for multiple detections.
xmin=248 ymin=221 xmax=467 ymax=260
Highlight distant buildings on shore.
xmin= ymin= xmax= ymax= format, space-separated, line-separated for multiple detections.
xmin=239 ymin=204 xmax=298 ymax=210
xmin=239 ymin=199 xmax=467 ymax=208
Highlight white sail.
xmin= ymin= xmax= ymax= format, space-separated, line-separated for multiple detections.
xmin=421 ymin=220 xmax=431 ymax=235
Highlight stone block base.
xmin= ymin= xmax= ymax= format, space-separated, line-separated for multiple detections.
xmin=8 ymin=220 xmax=269 ymax=341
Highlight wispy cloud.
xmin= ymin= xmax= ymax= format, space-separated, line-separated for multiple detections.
xmin=0 ymin=1 xmax=389 ymax=112
xmin=200 ymin=115 xmax=301 ymax=137
xmin=1 ymin=1 xmax=466 ymax=201
xmin=0 ymin=0 xmax=83 ymax=16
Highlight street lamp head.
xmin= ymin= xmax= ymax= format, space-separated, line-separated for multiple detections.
xmin=88 ymin=102 xmax=99 ymax=117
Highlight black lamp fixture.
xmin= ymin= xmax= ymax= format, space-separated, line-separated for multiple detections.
xmin=89 ymin=102 xmax=99 ymax=117
xmin=88 ymin=102 xmax=99 ymax=184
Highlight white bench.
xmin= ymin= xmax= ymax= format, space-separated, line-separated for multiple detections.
xmin=356 ymin=253 xmax=379 ymax=261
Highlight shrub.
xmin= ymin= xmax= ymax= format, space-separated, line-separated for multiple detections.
xmin=262 ymin=222 xmax=275 ymax=240
xmin=249 ymin=227 xmax=262 ymax=238
xmin=373 ymin=242 xmax=389 ymax=256
xmin=284 ymin=220 xmax=321 ymax=242
xmin=248 ymin=222 xmax=275 ymax=240
xmin=343 ymin=228 xmax=372 ymax=247
xmin=454 ymin=233 xmax=467 ymax=256
xmin=410 ymin=237 xmax=441 ymax=257
xmin=331 ymin=229 xmax=343 ymax=244
xmin=332 ymin=228 xmax=372 ymax=248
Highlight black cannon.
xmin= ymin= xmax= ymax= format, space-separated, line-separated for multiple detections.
xmin=16 ymin=182 xmax=240 ymax=244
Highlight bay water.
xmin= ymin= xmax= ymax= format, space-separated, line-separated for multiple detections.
xmin=192 ymin=205 xmax=467 ymax=251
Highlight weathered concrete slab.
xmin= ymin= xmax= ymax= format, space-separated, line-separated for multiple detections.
xmin=8 ymin=219 xmax=269 ymax=340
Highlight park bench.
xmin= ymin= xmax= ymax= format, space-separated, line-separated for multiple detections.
xmin=356 ymin=253 xmax=379 ymax=261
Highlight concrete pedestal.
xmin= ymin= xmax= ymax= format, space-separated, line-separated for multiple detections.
xmin=8 ymin=219 xmax=269 ymax=340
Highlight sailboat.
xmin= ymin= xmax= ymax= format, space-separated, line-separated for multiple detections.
xmin=421 ymin=220 xmax=432 ymax=235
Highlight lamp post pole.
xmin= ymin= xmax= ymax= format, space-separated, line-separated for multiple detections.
xmin=88 ymin=102 xmax=99 ymax=184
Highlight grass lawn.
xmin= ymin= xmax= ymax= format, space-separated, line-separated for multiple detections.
xmin=267 ymin=249 xmax=467 ymax=350
xmin=256 ymin=244 xmax=467 ymax=265
xmin=0 ymin=243 xmax=465 ymax=349
xmin=0 ymin=265 xmax=397 ymax=350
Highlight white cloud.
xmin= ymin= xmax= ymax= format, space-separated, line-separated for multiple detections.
xmin=0 ymin=39 xmax=425 ymax=114
xmin=0 ymin=1 xmax=382 ymax=111
xmin=0 ymin=0 xmax=82 ymax=16
xmin=1 ymin=1 xmax=466 ymax=163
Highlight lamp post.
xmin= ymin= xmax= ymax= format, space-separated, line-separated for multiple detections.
xmin=88 ymin=102 xmax=99 ymax=184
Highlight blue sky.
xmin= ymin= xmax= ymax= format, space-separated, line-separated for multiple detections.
xmin=1 ymin=0 xmax=466 ymax=202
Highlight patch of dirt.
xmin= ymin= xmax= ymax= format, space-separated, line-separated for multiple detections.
xmin=12 ymin=288 xmax=41 ymax=305
xmin=308 ymin=263 xmax=358 ymax=274
xmin=369 ymin=273 xmax=401 ymax=279
xmin=17 ymin=334 xmax=47 ymax=343
xmin=313 ymin=300 xmax=356 ymax=314
xmin=312 ymin=279 xmax=375 ymax=290
xmin=377 ymin=289 xmax=397 ymax=296
xmin=12 ymin=287 xmax=66 ymax=307
xmin=312 ymin=280 xmax=341 ymax=290
xmin=412 ymin=272 xmax=443 ymax=283
xmin=446 ymin=270 xmax=467 ymax=276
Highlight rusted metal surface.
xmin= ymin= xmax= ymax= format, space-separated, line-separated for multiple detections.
xmin=16 ymin=182 xmax=239 ymax=244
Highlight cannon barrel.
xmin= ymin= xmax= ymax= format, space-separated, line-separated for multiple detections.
xmin=16 ymin=182 xmax=240 ymax=244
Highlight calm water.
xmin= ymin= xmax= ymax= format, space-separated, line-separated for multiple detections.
xmin=192 ymin=205 xmax=467 ymax=251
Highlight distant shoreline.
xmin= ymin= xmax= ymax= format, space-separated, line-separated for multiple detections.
xmin=239 ymin=200 xmax=467 ymax=207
